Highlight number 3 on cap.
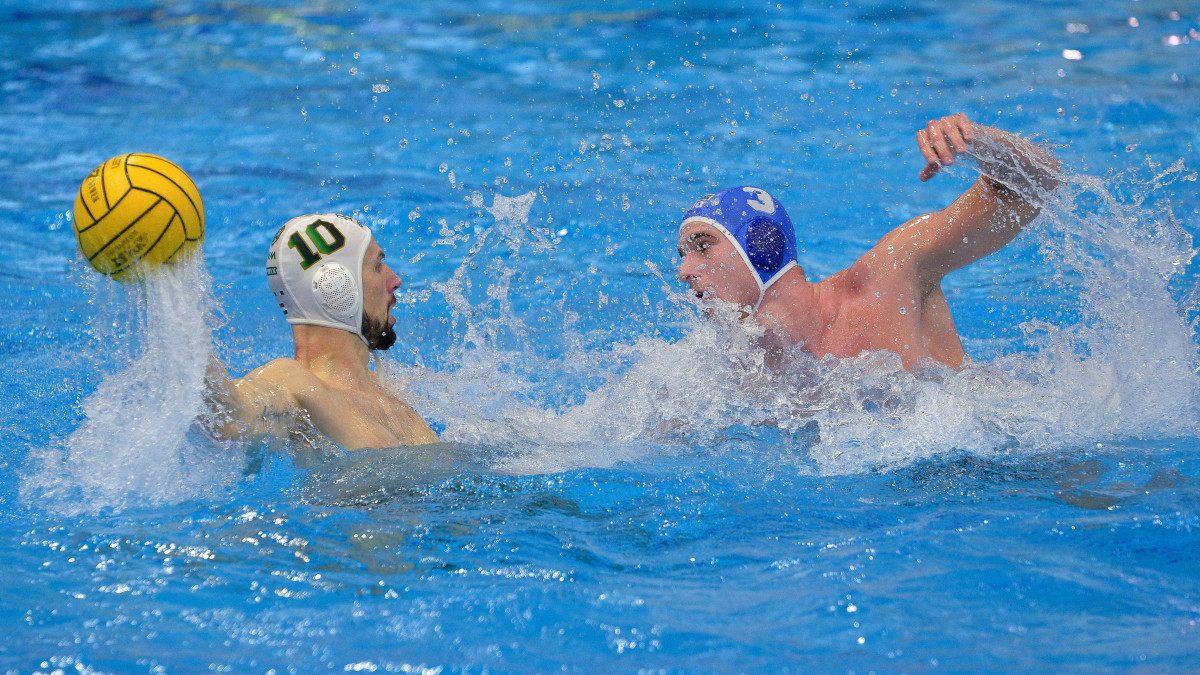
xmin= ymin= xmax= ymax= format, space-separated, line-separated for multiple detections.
xmin=288 ymin=219 xmax=347 ymax=270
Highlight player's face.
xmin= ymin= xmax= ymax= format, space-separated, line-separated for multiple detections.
xmin=677 ymin=222 xmax=759 ymax=313
xmin=360 ymin=239 xmax=401 ymax=350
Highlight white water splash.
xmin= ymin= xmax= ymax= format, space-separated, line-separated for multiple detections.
xmin=21 ymin=256 xmax=241 ymax=515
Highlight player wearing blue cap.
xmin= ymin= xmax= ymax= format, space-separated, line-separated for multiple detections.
xmin=677 ymin=113 xmax=1060 ymax=370
xmin=204 ymin=214 xmax=439 ymax=450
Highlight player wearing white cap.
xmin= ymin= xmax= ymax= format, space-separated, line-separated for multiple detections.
xmin=205 ymin=214 xmax=438 ymax=450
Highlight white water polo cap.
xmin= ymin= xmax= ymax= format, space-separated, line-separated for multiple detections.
xmin=266 ymin=214 xmax=373 ymax=345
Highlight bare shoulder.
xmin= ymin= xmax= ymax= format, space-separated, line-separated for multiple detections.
xmin=808 ymin=265 xmax=877 ymax=332
xmin=838 ymin=233 xmax=920 ymax=295
xmin=820 ymin=241 xmax=928 ymax=323
xmin=247 ymin=358 xmax=320 ymax=387
xmin=232 ymin=358 xmax=327 ymax=413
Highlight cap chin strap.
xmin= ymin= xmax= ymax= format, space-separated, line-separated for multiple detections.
xmin=755 ymin=260 xmax=797 ymax=311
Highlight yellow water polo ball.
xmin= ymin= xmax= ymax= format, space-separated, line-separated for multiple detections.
xmin=73 ymin=153 xmax=205 ymax=280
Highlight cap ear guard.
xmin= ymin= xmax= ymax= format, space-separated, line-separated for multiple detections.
xmin=312 ymin=262 xmax=360 ymax=322
xmin=745 ymin=217 xmax=786 ymax=271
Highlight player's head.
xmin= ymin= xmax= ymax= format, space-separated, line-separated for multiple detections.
xmin=678 ymin=186 xmax=798 ymax=310
xmin=266 ymin=214 xmax=399 ymax=350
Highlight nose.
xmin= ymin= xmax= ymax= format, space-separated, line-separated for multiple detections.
xmin=677 ymin=255 xmax=699 ymax=283
xmin=386 ymin=265 xmax=402 ymax=292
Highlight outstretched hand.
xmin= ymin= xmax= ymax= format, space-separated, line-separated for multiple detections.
xmin=916 ymin=112 xmax=976 ymax=182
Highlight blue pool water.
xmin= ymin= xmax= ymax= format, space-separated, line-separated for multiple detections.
xmin=3 ymin=0 xmax=1200 ymax=671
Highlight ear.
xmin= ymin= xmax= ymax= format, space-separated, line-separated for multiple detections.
xmin=745 ymin=218 xmax=785 ymax=271
xmin=312 ymin=262 xmax=360 ymax=320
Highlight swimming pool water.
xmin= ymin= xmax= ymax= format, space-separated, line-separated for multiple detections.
xmin=2 ymin=0 xmax=1199 ymax=672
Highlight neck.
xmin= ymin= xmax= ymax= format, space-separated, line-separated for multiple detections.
xmin=754 ymin=265 xmax=824 ymax=346
xmin=291 ymin=324 xmax=374 ymax=385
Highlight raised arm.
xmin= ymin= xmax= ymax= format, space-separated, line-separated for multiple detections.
xmin=893 ymin=113 xmax=1060 ymax=282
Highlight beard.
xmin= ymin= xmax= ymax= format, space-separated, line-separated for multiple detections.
xmin=361 ymin=312 xmax=397 ymax=351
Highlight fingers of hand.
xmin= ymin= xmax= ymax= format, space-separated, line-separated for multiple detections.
xmin=950 ymin=112 xmax=975 ymax=142
xmin=916 ymin=128 xmax=941 ymax=167
xmin=923 ymin=114 xmax=976 ymax=166
xmin=924 ymin=119 xmax=958 ymax=165
xmin=917 ymin=113 xmax=979 ymax=180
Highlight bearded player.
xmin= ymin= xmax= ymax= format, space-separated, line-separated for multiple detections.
xmin=205 ymin=214 xmax=439 ymax=449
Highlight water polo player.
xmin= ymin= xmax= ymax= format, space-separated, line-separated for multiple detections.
xmin=677 ymin=113 xmax=1060 ymax=370
xmin=205 ymin=214 xmax=439 ymax=449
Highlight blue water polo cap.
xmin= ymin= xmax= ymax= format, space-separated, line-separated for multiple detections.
xmin=681 ymin=186 xmax=798 ymax=294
